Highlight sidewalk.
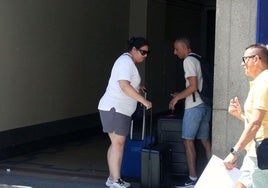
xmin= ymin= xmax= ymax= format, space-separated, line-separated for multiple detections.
xmin=0 ymin=134 xmax=140 ymax=188
xmin=0 ymin=172 xmax=103 ymax=188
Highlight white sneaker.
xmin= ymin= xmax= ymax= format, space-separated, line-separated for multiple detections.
xmin=105 ymin=177 xmax=114 ymax=187
xmin=110 ymin=179 xmax=131 ymax=188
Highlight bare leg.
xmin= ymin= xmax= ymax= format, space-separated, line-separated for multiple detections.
xmin=235 ymin=182 xmax=247 ymax=188
xmin=107 ymin=132 xmax=126 ymax=180
xmin=200 ymin=139 xmax=211 ymax=160
xmin=107 ymin=144 xmax=112 ymax=177
xmin=183 ymin=139 xmax=197 ymax=178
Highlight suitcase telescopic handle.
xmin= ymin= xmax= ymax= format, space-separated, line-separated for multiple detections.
xmin=130 ymin=90 xmax=149 ymax=141
xmin=141 ymin=92 xmax=147 ymax=140
xmin=130 ymin=107 xmax=153 ymax=141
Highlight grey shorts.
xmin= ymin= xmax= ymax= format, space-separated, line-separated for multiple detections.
xmin=99 ymin=108 xmax=131 ymax=136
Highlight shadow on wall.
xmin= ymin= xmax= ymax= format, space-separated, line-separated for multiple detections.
xmin=0 ymin=113 xmax=102 ymax=160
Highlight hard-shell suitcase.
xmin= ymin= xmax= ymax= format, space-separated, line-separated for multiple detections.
xmin=121 ymin=91 xmax=153 ymax=178
xmin=121 ymin=135 xmax=153 ymax=178
xmin=141 ymin=143 xmax=172 ymax=188
xmin=158 ymin=114 xmax=207 ymax=176
xmin=157 ymin=115 xmax=188 ymax=175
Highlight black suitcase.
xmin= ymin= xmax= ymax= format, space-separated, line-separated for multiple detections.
xmin=157 ymin=115 xmax=188 ymax=175
xmin=158 ymin=115 xmax=207 ymax=176
xmin=141 ymin=143 xmax=172 ymax=188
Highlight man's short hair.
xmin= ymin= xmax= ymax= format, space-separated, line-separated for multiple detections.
xmin=246 ymin=44 xmax=268 ymax=65
xmin=175 ymin=37 xmax=191 ymax=49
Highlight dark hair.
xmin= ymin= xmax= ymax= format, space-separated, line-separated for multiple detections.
xmin=127 ymin=37 xmax=149 ymax=52
xmin=246 ymin=44 xmax=268 ymax=65
xmin=174 ymin=37 xmax=191 ymax=49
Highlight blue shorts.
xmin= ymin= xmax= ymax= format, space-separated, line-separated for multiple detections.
xmin=182 ymin=103 xmax=211 ymax=140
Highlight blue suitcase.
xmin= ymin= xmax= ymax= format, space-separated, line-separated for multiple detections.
xmin=121 ymin=93 xmax=154 ymax=178
xmin=121 ymin=135 xmax=153 ymax=178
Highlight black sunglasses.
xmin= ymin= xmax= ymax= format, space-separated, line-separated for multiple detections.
xmin=138 ymin=49 xmax=150 ymax=56
xmin=242 ymin=55 xmax=256 ymax=64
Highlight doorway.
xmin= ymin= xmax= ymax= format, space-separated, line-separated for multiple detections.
xmin=146 ymin=0 xmax=216 ymax=114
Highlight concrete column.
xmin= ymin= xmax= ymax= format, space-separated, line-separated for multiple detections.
xmin=212 ymin=0 xmax=257 ymax=165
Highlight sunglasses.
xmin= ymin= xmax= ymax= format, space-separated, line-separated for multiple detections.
xmin=242 ymin=55 xmax=256 ymax=64
xmin=138 ymin=49 xmax=150 ymax=56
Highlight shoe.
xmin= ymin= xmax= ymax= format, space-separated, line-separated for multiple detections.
xmin=175 ymin=185 xmax=194 ymax=188
xmin=174 ymin=177 xmax=197 ymax=188
xmin=105 ymin=177 xmax=113 ymax=187
xmin=106 ymin=177 xmax=130 ymax=188
xmin=110 ymin=179 xmax=131 ymax=188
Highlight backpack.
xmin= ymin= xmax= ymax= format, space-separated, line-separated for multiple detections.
xmin=188 ymin=54 xmax=214 ymax=106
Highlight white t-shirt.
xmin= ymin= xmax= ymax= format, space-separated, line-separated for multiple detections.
xmin=183 ymin=53 xmax=203 ymax=109
xmin=98 ymin=53 xmax=141 ymax=116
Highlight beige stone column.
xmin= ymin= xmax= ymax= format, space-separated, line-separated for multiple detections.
xmin=212 ymin=0 xmax=257 ymax=165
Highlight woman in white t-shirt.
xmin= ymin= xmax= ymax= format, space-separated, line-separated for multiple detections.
xmin=98 ymin=37 xmax=152 ymax=188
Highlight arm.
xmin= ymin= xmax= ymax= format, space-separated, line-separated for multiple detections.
xmin=119 ymin=80 xmax=152 ymax=109
xmin=169 ymin=76 xmax=197 ymax=110
xmin=223 ymin=109 xmax=266 ymax=170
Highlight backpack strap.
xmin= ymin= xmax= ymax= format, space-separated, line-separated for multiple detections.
xmin=188 ymin=54 xmax=200 ymax=103
xmin=192 ymin=92 xmax=196 ymax=102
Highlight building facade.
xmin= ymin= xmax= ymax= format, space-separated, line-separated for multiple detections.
xmin=0 ymin=0 xmax=267 ymax=163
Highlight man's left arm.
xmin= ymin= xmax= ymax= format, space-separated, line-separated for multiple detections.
xmin=223 ymin=109 xmax=266 ymax=170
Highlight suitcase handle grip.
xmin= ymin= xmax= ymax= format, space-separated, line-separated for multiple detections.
xmin=130 ymin=107 xmax=152 ymax=141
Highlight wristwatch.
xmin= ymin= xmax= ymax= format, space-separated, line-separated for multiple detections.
xmin=230 ymin=147 xmax=240 ymax=156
